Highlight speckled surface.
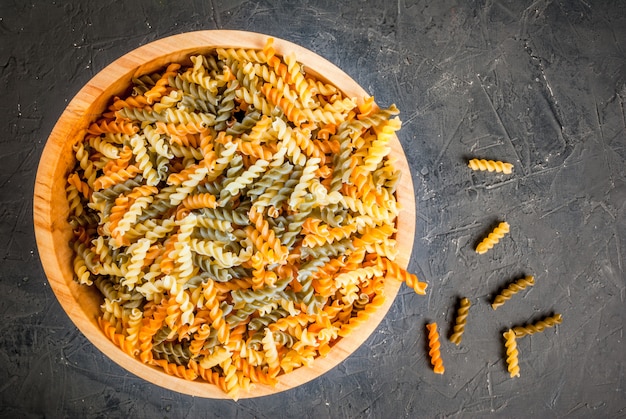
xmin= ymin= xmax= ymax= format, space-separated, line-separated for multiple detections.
xmin=1 ymin=1 xmax=625 ymax=417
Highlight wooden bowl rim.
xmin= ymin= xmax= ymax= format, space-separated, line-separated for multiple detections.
xmin=33 ymin=29 xmax=416 ymax=399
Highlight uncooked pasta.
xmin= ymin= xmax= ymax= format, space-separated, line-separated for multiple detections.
xmin=512 ymin=313 xmax=563 ymax=338
xmin=426 ymin=322 xmax=444 ymax=374
xmin=491 ymin=275 xmax=535 ymax=310
xmin=503 ymin=329 xmax=520 ymax=378
xmin=449 ymin=297 xmax=471 ymax=345
xmin=468 ymin=158 xmax=513 ymax=174
xmin=65 ymin=37 xmax=425 ymax=399
xmin=475 ymin=221 xmax=510 ymax=254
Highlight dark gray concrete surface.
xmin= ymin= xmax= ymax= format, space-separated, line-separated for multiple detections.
xmin=1 ymin=0 xmax=625 ymax=417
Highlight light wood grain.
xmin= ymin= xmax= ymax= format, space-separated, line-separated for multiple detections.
xmin=33 ymin=30 xmax=416 ymax=398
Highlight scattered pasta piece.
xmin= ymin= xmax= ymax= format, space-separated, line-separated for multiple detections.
xmin=512 ymin=313 xmax=563 ymax=338
xmin=468 ymin=158 xmax=513 ymax=174
xmin=426 ymin=322 xmax=444 ymax=374
xmin=65 ymin=38 xmax=423 ymax=399
xmin=475 ymin=221 xmax=510 ymax=254
xmin=491 ymin=275 xmax=535 ymax=310
xmin=503 ymin=329 xmax=520 ymax=378
xmin=449 ymin=297 xmax=471 ymax=345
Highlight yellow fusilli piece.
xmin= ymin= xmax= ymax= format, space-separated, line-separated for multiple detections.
xmin=491 ymin=275 xmax=535 ymax=310
xmin=468 ymin=158 xmax=514 ymax=174
xmin=426 ymin=322 xmax=445 ymax=375
xmin=64 ymin=37 xmax=422 ymax=399
xmin=475 ymin=221 xmax=510 ymax=254
xmin=449 ymin=297 xmax=471 ymax=345
xmin=503 ymin=329 xmax=520 ymax=378
xmin=512 ymin=313 xmax=563 ymax=338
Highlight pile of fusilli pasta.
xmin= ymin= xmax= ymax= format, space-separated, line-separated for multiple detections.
xmin=66 ymin=38 xmax=427 ymax=399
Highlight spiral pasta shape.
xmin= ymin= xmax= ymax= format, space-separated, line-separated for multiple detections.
xmin=491 ymin=275 xmax=535 ymax=310
xmin=130 ymin=135 xmax=159 ymax=186
xmin=87 ymin=135 xmax=120 ymax=159
xmin=512 ymin=313 xmax=563 ymax=338
xmin=93 ymin=165 xmax=142 ymax=191
xmin=340 ymin=195 xmax=392 ymax=220
xmin=260 ymin=328 xmax=281 ymax=379
xmin=102 ymin=145 xmax=134 ymax=176
xmin=180 ymin=67 xmax=220 ymax=94
xmin=262 ymin=39 xmax=291 ymax=83
xmin=272 ymin=118 xmax=307 ymax=167
xmin=168 ymin=165 xmax=209 ymax=205
xmin=475 ymin=222 xmax=510 ymax=254
xmin=189 ymin=238 xmax=250 ymax=268
xmin=73 ymin=253 xmax=92 ymax=286
xmin=235 ymin=85 xmax=275 ymax=116
xmin=99 ymin=317 xmax=139 ymax=357
xmin=247 ymin=206 xmax=288 ymax=262
xmin=288 ymin=157 xmax=320 ymax=210
xmin=151 ymin=358 xmax=199 ymax=381
xmin=202 ymin=279 xmax=230 ymax=344
xmin=169 ymin=74 xmax=218 ymax=107
xmin=122 ymin=238 xmax=151 ymax=290
xmin=112 ymin=196 xmax=154 ymax=247
xmin=182 ymin=193 xmax=218 ymax=210
xmin=110 ymin=94 xmax=150 ymax=111
xmin=115 ymin=106 xmax=166 ymax=124
xmin=215 ymin=80 xmax=238 ymax=130
xmin=155 ymin=121 xmax=206 ymax=137
xmin=87 ymin=120 xmax=139 ymax=135
xmin=262 ymin=84 xmax=306 ymax=126
xmin=302 ymin=223 xmax=357 ymax=248
xmin=503 ymin=329 xmax=520 ymax=378
xmin=153 ymin=89 xmax=183 ymax=113
xmin=137 ymin=304 xmax=167 ymax=363
xmin=311 ymin=257 xmax=345 ymax=297
xmin=236 ymin=140 xmax=273 ymax=161
xmin=72 ymin=142 xmax=98 ymax=188
xmin=64 ymin=38 xmax=420 ymax=399
xmin=449 ymin=297 xmax=471 ymax=345
xmin=468 ymin=158 xmax=514 ymax=174
xmin=67 ymin=172 xmax=92 ymax=200
xmin=299 ymin=107 xmax=350 ymax=126
xmin=220 ymin=158 xmax=270 ymax=202
xmin=426 ymin=322 xmax=445 ymax=374
xmin=142 ymin=63 xmax=181 ymax=104
xmin=283 ymin=52 xmax=314 ymax=106
xmin=361 ymin=117 xmax=400 ymax=172
xmin=337 ymin=294 xmax=385 ymax=337
xmin=216 ymin=46 xmax=268 ymax=64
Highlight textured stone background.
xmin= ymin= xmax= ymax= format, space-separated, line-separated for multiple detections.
xmin=1 ymin=0 xmax=624 ymax=417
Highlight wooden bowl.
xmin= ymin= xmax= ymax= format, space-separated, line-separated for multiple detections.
xmin=33 ymin=30 xmax=416 ymax=398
